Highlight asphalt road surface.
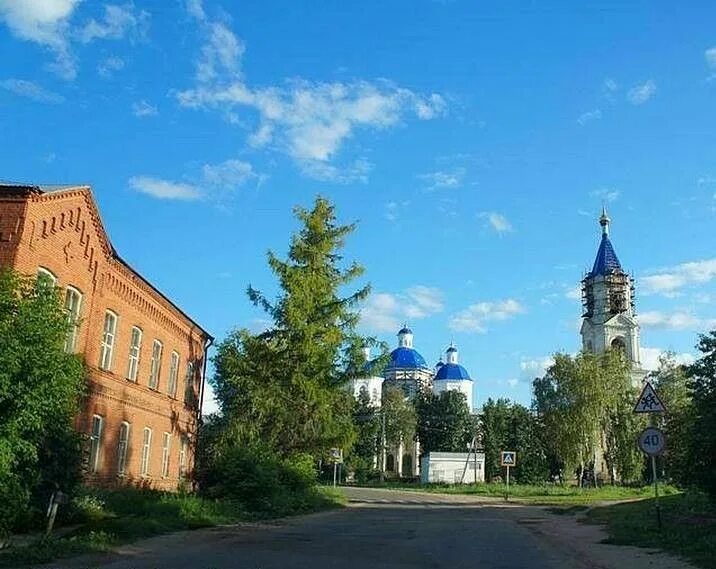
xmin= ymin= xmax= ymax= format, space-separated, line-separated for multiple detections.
xmin=49 ymin=487 xmax=695 ymax=569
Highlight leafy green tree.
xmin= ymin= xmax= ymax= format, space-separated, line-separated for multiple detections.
xmin=480 ymin=398 xmax=546 ymax=483
xmin=650 ymin=354 xmax=693 ymax=486
xmin=685 ymin=330 xmax=716 ymax=497
xmin=415 ymin=390 xmax=473 ymax=454
xmin=533 ymin=350 xmax=641 ymax=485
xmin=209 ymin=197 xmax=368 ymax=464
xmin=0 ymin=270 xmax=85 ymax=533
xmin=346 ymin=388 xmax=380 ymax=482
xmin=382 ymin=384 xmax=416 ymax=452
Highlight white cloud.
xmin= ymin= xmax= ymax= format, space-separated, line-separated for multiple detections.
xmin=131 ymin=99 xmax=157 ymax=117
xmin=640 ymin=347 xmax=695 ymax=372
xmin=577 ymin=109 xmax=602 ymax=125
xmin=590 ymin=187 xmax=620 ymax=202
xmin=301 ymin=158 xmax=372 ymax=184
xmin=361 ymin=286 xmax=444 ymax=332
xmin=627 ymin=80 xmax=656 ymax=105
xmin=0 ymin=0 xmax=80 ymax=79
xmin=129 ymin=176 xmax=201 ymax=200
xmin=177 ymin=8 xmax=445 ymax=180
xmin=418 ymin=167 xmax=465 ymax=190
xmin=520 ymin=356 xmax=555 ymax=380
xmin=449 ymin=299 xmax=525 ymax=333
xmin=565 ymin=285 xmax=581 ymax=300
xmin=97 ymin=55 xmax=124 ymax=77
xmin=506 ymin=378 xmax=519 ymax=388
xmin=201 ymin=158 xmax=261 ymax=188
xmin=0 ymin=78 xmax=64 ymax=103
xmin=479 ymin=211 xmax=513 ymax=234
xmin=76 ymin=3 xmax=149 ymax=44
xmin=0 ymin=1 xmax=148 ymax=80
xmin=641 ymin=259 xmax=716 ymax=296
xmin=706 ymin=47 xmax=716 ymax=70
xmin=639 ymin=310 xmax=716 ymax=331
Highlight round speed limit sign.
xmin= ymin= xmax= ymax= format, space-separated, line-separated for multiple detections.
xmin=637 ymin=427 xmax=666 ymax=456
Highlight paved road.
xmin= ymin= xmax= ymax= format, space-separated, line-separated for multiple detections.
xmin=50 ymin=487 xmax=694 ymax=569
xmin=52 ymin=488 xmax=569 ymax=569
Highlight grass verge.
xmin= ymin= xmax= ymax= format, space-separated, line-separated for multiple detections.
xmin=358 ymin=481 xmax=681 ymax=505
xmin=586 ymin=492 xmax=716 ymax=569
xmin=0 ymin=486 xmax=343 ymax=568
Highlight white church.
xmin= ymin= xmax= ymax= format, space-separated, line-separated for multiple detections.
xmin=349 ymin=326 xmax=475 ymax=477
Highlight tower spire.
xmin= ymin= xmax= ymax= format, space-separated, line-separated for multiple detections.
xmin=599 ymin=205 xmax=610 ymax=236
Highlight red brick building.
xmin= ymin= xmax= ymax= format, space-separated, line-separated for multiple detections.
xmin=0 ymin=183 xmax=212 ymax=490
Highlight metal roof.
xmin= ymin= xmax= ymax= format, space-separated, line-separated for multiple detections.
xmin=434 ymin=363 xmax=472 ymax=381
xmin=590 ymin=234 xmax=623 ymax=276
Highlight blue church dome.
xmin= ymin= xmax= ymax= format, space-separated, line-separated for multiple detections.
xmin=386 ymin=347 xmax=429 ymax=370
xmin=435 ymin=363 xmax=472 ymax=381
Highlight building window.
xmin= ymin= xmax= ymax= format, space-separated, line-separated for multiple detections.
xmin=184 ymin=360 xmax=195 ymax=404
xmin=140 ymin=427 xmax=152 ymax=476
xmin=37 ymin=267 xmax=57 ymax=287
xmin=64 ymin=287 xmax=82 ymax=353
xmin=179 ymin=436 xmax=188 ymax=479
xmin=168 ymin=351 xmax=179 ymax=398
xmin=117 ymin=422 xmax=130 ymax=476
xmin=126 ymin=326 xmax=142 ymax=382
xmin=161 ymin=432 xmax=171 ymax=478
xmin=99 ymin=311 xmax=118 ymax=371
xmin=89 ymin=415 xmax=104 ymax=474
xmin=148 ymin=340 xmax=163 ymax=390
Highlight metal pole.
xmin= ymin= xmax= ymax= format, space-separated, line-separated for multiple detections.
xmin=473 ymin=443 xmax=477 ymax=484
xmin=379 ymin=410 xmax=386 ymax=484
xmin=651 ymin=455 xmax=661 ymax=530
xmin=505 ymin=466 xmax=510 ymax=501
xmin=333 ymin=461 xmax=337 ymax=488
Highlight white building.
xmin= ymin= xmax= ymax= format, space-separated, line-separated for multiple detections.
xmin=420 ymin=451 xmax=485 ymax=484
xmin=580 ymin=208 xmax=646 ymax=386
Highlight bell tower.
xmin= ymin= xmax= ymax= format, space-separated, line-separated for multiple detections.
xmin=580 ymin=208 xmax=644 ymax=384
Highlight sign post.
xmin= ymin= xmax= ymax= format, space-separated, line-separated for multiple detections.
xmin=500 ymin=451 xmax=517 ymax=501
xmin=330 ymin=448 xmax=342 ymax=487
xmin=634 ymin=381 xmax=667 ymax=531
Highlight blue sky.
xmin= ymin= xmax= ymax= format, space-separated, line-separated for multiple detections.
xmin=2 ymin=0 xmax=715 ymax=414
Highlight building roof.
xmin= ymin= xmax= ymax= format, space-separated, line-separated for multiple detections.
xmin=386 ymin=346 xmax=429 ymax=370
xmin=0 ymin=183 xmax=213 ymax=341
xmin=398 ymin=326 xmax=413 ymax=335
xmin=590 ymin=233 xmax=623 ymax=276
xmin=434 ymin=362 xmax=472 ymax=381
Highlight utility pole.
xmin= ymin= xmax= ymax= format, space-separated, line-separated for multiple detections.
xmin=379 ymin=409 xmax=386 ymax=483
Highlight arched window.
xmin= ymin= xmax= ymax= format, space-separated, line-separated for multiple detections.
xmin=117 ymin=422 xmax=130 ymax=476
xmin=149 ymin=339 xmax=163 ymax=389
xmin=140 ymin=427 xmax=152 ymax=476
xmin=64 ymin=286 xmax=82 ymax=352
xmin=99 ymin=310 xmax=118 ymax=371
xmin=611 ymin=337 xmax=626 ymax=353
xmin=402 ymin=454 xmax=413 ymax=475
xmin=386 ymin=454 xmax=395 ymax=472
xmin=37 ymin=267 xmax=57 ymax=287
xmin=127 ymin=326 xmax=142 ymax=381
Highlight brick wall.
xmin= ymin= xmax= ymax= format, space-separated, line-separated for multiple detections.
xmin=0 ymin=185 xmax=211 ymax=491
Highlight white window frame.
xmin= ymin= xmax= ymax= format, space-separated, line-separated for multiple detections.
xmin=161 ymin=432 xmax=171 ymax=478
xmin=99 ymin=310 xmax=118 ymax=371
xmin=37 ymin=267 xmax=57 ymax=286
xmin=89 ymin=415 xmax=104 ymax=474
xmin=184 ymin=360 xmax=195 ymax=404
xmin=64 ymin=286 xmax=82 ymax=353
xmin=140 ymin=427 xmax=152 ymax=477
xmin=179 ymin=436 xmax=188 ymax=479
xmin=168 ymin=351 xmax=180 ymax=398
xmin=117 ymin=422 xmax=130 ymax=476
xmin=148 ymin=339 xmax=163 ymax=390
xmin=126 ymin=326 xmax=142 ymax=382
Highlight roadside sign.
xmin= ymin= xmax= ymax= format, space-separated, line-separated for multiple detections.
xmin=633 ymin=382 xmax=667 ymax=414
xmin=330 ymin=448 xmax=342 ymax=462
xmin=500 ymin=451 xmax=517 ymax=467
xmin=637 ymin=427 xmax=666 ymax=456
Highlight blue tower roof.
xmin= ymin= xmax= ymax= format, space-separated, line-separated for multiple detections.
xmin=434 ymin=363 xmax=472 ymax=381
xmin=398 ymin=326 xmax=413 ymax=335
xmin=386 ymin=347 xmax=429 ymax=370
xmin=590 ymin=234 xmax=623 ymax=276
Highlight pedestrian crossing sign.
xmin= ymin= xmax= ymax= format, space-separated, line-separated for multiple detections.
xmin=633 ymin=382 xmax=666 ymax=414
xmin=500 ymin=451 xmax=517 ymax=467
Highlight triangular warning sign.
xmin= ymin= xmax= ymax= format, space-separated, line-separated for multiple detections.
xmin=503 ymin=454 xmax=514 ymax=464
xmin=633 ymin=382 xmax=667 ymax=414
